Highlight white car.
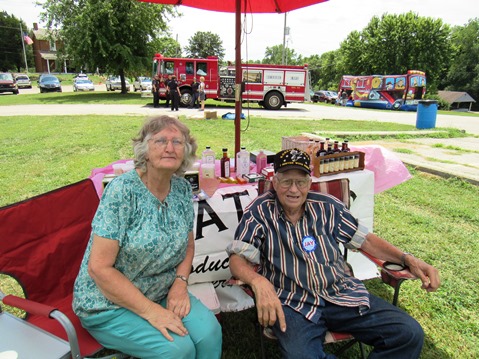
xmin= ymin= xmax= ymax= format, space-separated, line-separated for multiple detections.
xmin=133 ymin=76 xmax=152 ymax=92
xmin=73 ymin=79 xmax=95 ymax=92
xmin=73 ymin=73 xmax=89 ymax=83
xmin=106 ymin=76 xmax=130 ymax=91
xmin=15 ymin=74 xmax=32 ymax=89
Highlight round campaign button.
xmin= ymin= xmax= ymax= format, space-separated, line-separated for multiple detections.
xmin=301 ymin=236 xmax=316 ymax=252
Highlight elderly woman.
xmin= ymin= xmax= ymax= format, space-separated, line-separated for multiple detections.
xmin=73 ymin=116 xmax=222 ymax=359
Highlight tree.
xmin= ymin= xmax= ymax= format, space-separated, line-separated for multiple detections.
xmin=184 ymin=31 xmax=225 ymax=60
xmin=0 ymin=12 xmax=34 ymax=72
xmin=149 ymin=36 xmax=182 ymax=59
xmin=41 ymin=0 xmax=177 ymax=93
xmin=339 ymin=12 xmax=453 ymax=92
xmin=444 ymin=19 xmax=479 ymax=107
xmin=262 ymin=44 xmax=302 ymax=65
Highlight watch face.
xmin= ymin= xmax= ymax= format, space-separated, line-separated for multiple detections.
xmin=383 ymin=261 xmax=406 ymax=271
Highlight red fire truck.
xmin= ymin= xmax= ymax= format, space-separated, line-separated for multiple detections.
xmin=152 ymin=53 xmax=311 ymax=110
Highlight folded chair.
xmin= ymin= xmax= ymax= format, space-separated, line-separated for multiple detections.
xmin=241 ymin=178 xmax=418 ymax=358
xmin=0 ymin=179 xmax=128 ymax=359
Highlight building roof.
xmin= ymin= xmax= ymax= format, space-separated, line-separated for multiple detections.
xmin=438 ymin=91 xmax=476 ymax=104
xmin=32 ymin=28 xmax=59 ymax=41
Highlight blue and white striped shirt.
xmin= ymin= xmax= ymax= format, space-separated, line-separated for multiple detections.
xmin=227 ymin=190 xmax=370 ymax=323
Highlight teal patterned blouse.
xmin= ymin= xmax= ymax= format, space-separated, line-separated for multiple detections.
xmin=73 ymin=170 xmax=194 ymax=317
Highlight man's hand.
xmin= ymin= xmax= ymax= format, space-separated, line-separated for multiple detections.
xmin=251 ymin=276 xmax=287 ymax=332
xmin=406 ymin=255 xmax=441 ymax=292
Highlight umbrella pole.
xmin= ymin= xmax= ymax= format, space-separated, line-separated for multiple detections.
xmin=234 ymin=0 xmax=242 ymax=168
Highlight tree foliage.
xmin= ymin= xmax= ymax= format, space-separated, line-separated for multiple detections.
xmin=444 ymin=18 xmax=479 ymax=103
xmin=262 ymin=44 xmax=302 ymax=66
xmin=41 ymin=0 xmax=177 ymax=93
xmin=339 ymin=12 xmax=452 ymax=92
xmin=0 ymin=12 xmax=34 ymax=72
xmin=184 ymin=31 xmax=225 ymax=60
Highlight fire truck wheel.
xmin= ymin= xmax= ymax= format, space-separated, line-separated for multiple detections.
xmin=264 ymin=91 xmax=283 ymax=110
xmin=180 ymin=89 xmax=193 ymax=107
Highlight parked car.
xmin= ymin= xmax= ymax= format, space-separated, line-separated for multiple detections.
xmin=38 ymin=75 xmax=62 ymax=93
xmin=327 ymin=91 xmax=338 ymax=104
xmin=15 ymin=74 xmax=32 ymax=89
xmin=73 ymin=79 xmax=95 ymax=92
xmin=133 ymin=76 xmax=152 ymax=92
xmin=105 ymin=76 xmax=130 ymax=91
xmin=0 ymin=73 xmax=19 ymax=94
xmin=311 ymin=90 xmax=335 ymax=104
xmin=73 ymin=73 xmax=89 ymax=83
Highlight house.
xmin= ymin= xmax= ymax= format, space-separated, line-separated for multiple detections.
xmin=437 ymin=91 xmax=476 ymax=112
xmin=31 ymin=23 xmax=70 ymax=74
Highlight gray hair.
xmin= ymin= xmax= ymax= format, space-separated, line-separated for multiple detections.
xmin=132 ymin=116 xmax=198 ymax=176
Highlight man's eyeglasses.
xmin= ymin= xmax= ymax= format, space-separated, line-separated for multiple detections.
xmin=277 ymin=178 xmax=310 ymax=189
xmin=150 ymin=137 xmax=185 ymax=149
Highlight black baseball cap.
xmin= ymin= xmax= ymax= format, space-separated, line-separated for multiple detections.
xmin=274 ymin=148 xmax=311 ymax=175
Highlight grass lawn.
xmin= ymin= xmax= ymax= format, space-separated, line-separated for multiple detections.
xmin=0 ymin=114 xmax=478 ymax=358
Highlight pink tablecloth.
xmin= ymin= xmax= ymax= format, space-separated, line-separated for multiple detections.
xmin=89 ymin=145 xmax=411 ymax=197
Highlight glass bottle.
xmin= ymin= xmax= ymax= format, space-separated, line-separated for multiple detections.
xmin=316 ymin=141 xmax=327 ymax=157
xmin=326 ymin=143 xmax=334 ymax=155
xmin=256 ymin=150 xmax=267 ymax=174
xmin=202 ymin=146 xmax=215 ymax=164
xmin=341 ymin=141 xmax=350 ymax=152
xmin=220 ymin=148 xmax=230 ymax=177
xmin=236 ymin=147 xmax=250 ymax=178
xmin=333 ymin=141 xmax=341 ymax=153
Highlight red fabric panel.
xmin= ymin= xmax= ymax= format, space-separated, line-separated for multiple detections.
xmin=0 ymin=179 xmax=101 ymax=356
xmin=138 ymin=0 xmax=328 ymax=14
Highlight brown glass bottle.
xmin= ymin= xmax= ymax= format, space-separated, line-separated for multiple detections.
xmin=326 ymin=143 xmax=334 ymax=155
xmin=333 ymin=141 xmax=341 ymax=153
xmin=341 ymin=140 xmax=350 ymax=152
xmin=220 ymin=148 xmax=230 ymax=177
xmin=316 ymin=141 xmax=327 ymax=157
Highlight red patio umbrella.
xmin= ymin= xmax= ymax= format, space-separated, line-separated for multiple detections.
xmin=139 ymin=0 xmax=328 ymax=158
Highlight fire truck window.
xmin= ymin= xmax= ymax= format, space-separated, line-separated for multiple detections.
xmin=243 ymin=70 xmax=262 ymax=83
xmin=186 ymin=62 xmax=194 ymax=75
xmin=197 ymin=62 xmax=207 ymax=76
xmin=165 ymin=61 xmax=174 ymax=75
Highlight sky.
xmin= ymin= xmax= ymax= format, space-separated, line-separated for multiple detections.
xmin=1 ymin=0 xmax=475 ymax=61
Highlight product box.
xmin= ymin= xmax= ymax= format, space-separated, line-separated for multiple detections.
xmin=204 ymin=111 xmax=217 ymax=119
xmin=250 ymin=150 xmax=276 ymax=164
xmin=261 ymin=167 xmax=275 ymax=180
xmin=244 ymin=173 xmax=266 ymax=183
xmin=184 ymin=171 xmax=200 ymax=194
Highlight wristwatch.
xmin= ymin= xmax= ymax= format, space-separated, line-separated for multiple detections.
xmin=175 ymin=275 xmax=189 ymax=284
xmin=401 ymin=252 xmax=413 ymax=267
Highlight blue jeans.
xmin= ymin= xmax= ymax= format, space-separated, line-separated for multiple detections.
xmin=272 ymin=294 xmax=424 ymax=359
xmin=81 ymin=294 xmax=222 ymax=359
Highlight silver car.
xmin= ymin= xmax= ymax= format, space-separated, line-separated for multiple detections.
xmin=105 ymin=76 xmax=130 ymax=91
xmin=15 ymin=74 xmax=32 ymax=89
xmin=73 ymin=79 xmax=95 ymax=92
xmin=133 ymin=76 xmax=152 ymax=92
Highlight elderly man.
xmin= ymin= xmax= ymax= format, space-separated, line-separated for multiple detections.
xmin=227 ymin=148 xmax=440 ymax=359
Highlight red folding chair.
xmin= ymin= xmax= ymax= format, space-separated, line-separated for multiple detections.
xmin=0 ymin=179 xmax=128 ymax=359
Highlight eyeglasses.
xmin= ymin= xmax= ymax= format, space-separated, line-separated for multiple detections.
xmin=149 ymin=137 xmax=185 ymax=149
xmin=276 ymin=178 xmax=310 ymax=189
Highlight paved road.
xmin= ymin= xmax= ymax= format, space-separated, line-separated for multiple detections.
xmin=2 ymin=100 xmax=479 ymax=135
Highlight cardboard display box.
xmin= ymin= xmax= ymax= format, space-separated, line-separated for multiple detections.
xmin=250 ymin=150 xmax=276 ymax=164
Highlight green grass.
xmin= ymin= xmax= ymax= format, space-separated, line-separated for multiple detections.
xmin=1 ymin=115 xmax=478 ymax=358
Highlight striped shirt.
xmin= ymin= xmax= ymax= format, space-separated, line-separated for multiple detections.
xmin=227 ymin=190 xmax=370 ymax=323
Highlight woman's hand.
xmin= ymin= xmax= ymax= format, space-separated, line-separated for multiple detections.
xmin=167 ymin=279 xmax=191 ymax=318
xmin=142 ymin=302 xmax=188 ymax=342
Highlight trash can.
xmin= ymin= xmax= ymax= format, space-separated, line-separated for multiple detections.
xmin=416 ymin=100 xmax=438 ymax=129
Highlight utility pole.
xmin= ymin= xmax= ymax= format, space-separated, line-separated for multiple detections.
xmin=19 ymin=23 xmax=29 ymax=73
xmin=281 ymin=13 xmax=287 ymax=65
